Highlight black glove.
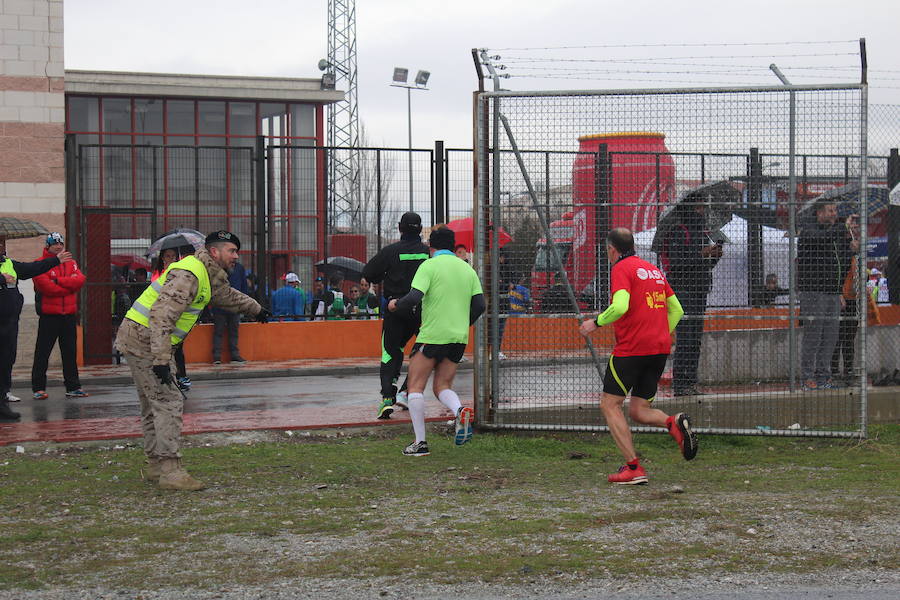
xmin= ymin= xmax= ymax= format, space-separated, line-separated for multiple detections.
xmin=152 ymin=364 xmax=173 ymax=385
xmin=256 ymin=308 xmax=271 ymax=324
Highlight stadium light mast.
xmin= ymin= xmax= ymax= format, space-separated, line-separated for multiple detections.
xmin=391 ymin=68 xmax=430 ymax=212
xmin=322 ymin=0 xmax=360 ymax=230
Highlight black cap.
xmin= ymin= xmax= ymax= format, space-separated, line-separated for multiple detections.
xmin=429 ymin=227 xmax=455 ymax=251
xmin=399 ymin=211 xmax=422 ymax=233
xmin=205 ymin=230 xmax=241 ymax=250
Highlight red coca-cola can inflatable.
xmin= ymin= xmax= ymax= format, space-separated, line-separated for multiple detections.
xmin=573 ymin=132 xmax=676 ymax=234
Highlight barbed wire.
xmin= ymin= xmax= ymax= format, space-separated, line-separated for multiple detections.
xmin=491 ymin=40 xmax=860 ymax=51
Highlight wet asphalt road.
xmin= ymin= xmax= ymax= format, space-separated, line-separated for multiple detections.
xmin=8 ymin=372 xmax=475 ymax=425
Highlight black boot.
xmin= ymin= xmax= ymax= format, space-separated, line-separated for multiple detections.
xmin=0 ymin=399 xmax=20 ymax=421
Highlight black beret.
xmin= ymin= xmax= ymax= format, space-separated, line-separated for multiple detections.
xmin=205 ymin=230 xmax=241 ymax=250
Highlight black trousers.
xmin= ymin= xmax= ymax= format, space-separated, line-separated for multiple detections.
xmin=212 ymin=312 xmax=241 ymax=360
xmin=673 ymin=291 xmax=708 ymax=392
xmin=831 ymin=302 xmax=858 ymax=377
xmin=32 ymin=314 xmax=81 ymax=392
xmin=0 ymin=316 xmax=19 ymax=397
xmin=174 ymin=345 xmax=187 ymax=379
xmin=379 ymin=307 xmax=420 ymax=398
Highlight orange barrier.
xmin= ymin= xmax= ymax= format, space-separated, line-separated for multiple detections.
xmin=76 ymin=305 xmax=900 ymax=366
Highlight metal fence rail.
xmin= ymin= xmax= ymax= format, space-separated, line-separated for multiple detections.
xmin=473 ymin=84 xmax=896 ymax=438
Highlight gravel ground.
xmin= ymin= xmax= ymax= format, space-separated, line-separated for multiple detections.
xmin=3 ymin=431 xmax=897 ymax=599
xmin=0 ymin=571 xmax=897 ymax=600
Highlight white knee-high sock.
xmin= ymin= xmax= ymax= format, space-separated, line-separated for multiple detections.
xmin=408 ymin=392 xmax=426 ymax=442
xmin=437 ymin=389 xmax=462 ymax=415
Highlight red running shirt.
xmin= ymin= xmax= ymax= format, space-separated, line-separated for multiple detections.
xmin=610 ymin=255 xmax=675 ymax=357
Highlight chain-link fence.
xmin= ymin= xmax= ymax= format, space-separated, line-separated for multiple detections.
xmin=475 ymin=85 xmax=898 ymax=438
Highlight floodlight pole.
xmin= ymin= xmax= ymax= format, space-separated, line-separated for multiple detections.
xmin=391 ymin=78 xmax=429 ymax=212
xmin=407 ymin=87 xmax=413 ymax=212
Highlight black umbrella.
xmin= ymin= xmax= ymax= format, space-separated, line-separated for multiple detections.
xmin=799 ymin=183 xmax=890 ymax=221
xmin=315 ymin=256 xmax=366 ymax=282
xmin=651 ymin=181 xmax=740 ymax=253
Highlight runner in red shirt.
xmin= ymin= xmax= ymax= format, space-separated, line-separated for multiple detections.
xmin=580 ymin=228 xmax=698 ymax=485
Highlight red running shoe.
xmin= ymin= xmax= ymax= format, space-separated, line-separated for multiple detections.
xmin=608 ymin=464 xmax=648 ymax=485
xmin=667 ymin=413 xmax=698 ymax=461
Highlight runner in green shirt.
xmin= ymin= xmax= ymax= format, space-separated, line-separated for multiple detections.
xmin=388 ymin=226 xmax=485 ymax=456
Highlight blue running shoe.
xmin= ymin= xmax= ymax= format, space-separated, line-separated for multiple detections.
xmin=454 ymin=406 xmax=474 ymax=446
xmin=65 ymin=389 xmax=89 ymax=398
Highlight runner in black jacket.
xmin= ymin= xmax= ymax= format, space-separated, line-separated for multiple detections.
xmin=0 ymin=237 xmax=72 ymax=421
xmin=362 ymin=212 xmax=429 ymax=419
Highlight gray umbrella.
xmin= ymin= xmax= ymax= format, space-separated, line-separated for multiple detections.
xmin=651 ymin=181 xmax=739 ymax=252
xmin=146 ymin=228 xmax=205 ymax=257
xmin=315 ymin=256 xmax=366 ymax=282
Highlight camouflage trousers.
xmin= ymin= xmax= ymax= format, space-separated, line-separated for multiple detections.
xmin=122 ymin=351 xmax=182 ymax=459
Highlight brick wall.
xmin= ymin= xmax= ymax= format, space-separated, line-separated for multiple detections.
xmin=1 ymin=0 xmax=66 ymax=377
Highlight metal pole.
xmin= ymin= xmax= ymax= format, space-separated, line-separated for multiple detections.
xmin=858 ymin=38 xmax=868 ymax=438
xmin=499 ymin=114 xmax=605 ymax=378
xmin=434 ymin=140 xmax=446 ymax=224
xmin=771 ymin=64 xmax=798 ymax=391
xmin=407 ymin=87 xmax=414 ymax=212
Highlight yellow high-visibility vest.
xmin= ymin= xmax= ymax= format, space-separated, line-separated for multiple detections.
xmin=0 ymin=258 xmax=18 ymax=282
xmin=125 ymin=255 xmax=211 ymax=345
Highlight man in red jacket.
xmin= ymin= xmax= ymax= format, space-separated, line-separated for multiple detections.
xmin=31 ymin=233 xmax=88 ymax=400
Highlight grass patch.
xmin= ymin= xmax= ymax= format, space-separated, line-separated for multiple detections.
xmin=0 ymin=425 xmax=897 ymax=589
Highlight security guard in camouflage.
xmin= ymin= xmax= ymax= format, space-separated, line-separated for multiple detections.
xmin=115 ymin=231 xmax=269 ymax=490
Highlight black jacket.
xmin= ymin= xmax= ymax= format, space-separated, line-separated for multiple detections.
xmin=362 ymin=234 xmax=429 ymax=299
xmin=661 ymin=209 xmax=720 ymax=297
xmin=797 ymin=221 xmax=853 ymax=294
xmin=0 ymin=255 xmax=62 ymax=319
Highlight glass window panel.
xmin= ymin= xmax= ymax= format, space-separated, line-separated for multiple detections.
xmin=134 ymin=98 xmax=163 ymax=133
xmin=229 ymin=102 xmax=255 ymax=137
xmin=198 ymin=101 xmax=226 ymax=135
xmin=199 ymin=136 xmax=227 ymax=147
xmin=102 ymin=98 xmax=131 ymax=134
xmin=166 ymin=100 xmax=195 ymax=137
xmin=259 ymin=103 xmax=287 ymax=139
xmin=290 ymin=104 xmax=315 ymax=138
xmin=67 ymin=96 xmax=99 ymax=133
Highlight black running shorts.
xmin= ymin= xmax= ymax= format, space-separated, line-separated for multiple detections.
xmin=411 ymin=342 xmax=467 ymax=364
xmin=602 ymin=354 xmax=668 ymax=401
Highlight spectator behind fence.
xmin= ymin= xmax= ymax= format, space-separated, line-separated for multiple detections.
xmin=751 ymin=273 xmax=789 ymax=307
xmin=356 ymin=277 xmax=380 ymax=319
xmin=867 ymin=267 xmax=889 ymax=304
xmin=272 ymin=272 xmax=307 ymax=321
xmin=31 ymin=233 xmax=88 ymax=401
xmin=660 ymin=196 xmax=723 ymax=397
xmin=0 ymin=235 xmax=72 ymax=421
xmin=798 ymin=200 xmax=858 ymax=391
xmin=454 ymin=244 xmax=469 ymax=263
xmin=832 ymin=214 xmax=861 ymax=385
xmin=322 ymin=272 xmax=348 ymax=320
xmin=311 ymin=276 xmax=327 ymax=320
xmin=212 ymin=258 xmax=249 ymax=364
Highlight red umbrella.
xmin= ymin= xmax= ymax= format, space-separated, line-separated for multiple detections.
xmin=446 ymin=217 xmax=512 ymax=251
xmin=111 ymin=254 xmax=152 ymax=271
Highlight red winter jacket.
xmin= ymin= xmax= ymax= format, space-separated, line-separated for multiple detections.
xmin=32 ymin=248 xmax=86 ymax=316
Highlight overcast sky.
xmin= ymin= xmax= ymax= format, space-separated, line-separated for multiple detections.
xmin=64 ymin=0 xmax=900 ymax=150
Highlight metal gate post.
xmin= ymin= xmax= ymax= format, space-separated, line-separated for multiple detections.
xmin=434 ymin=140 xmax=446 ymax=224
xmin=254 ymin=136 xmax=268 ymax=302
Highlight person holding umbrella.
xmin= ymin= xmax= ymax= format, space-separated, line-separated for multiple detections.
xmin=115 ymin=231 xmax=269 ymax=490
xmin=31 ymin=233 xmax=88 ymax=401
xmin=362 ymin=212 xmax=429 ymax=419
xmin=0 ymin=233 xmax=73 ymax=421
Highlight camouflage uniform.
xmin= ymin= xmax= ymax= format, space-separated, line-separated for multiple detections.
xmin=115 ymin=248 xmax=260 ymax=459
